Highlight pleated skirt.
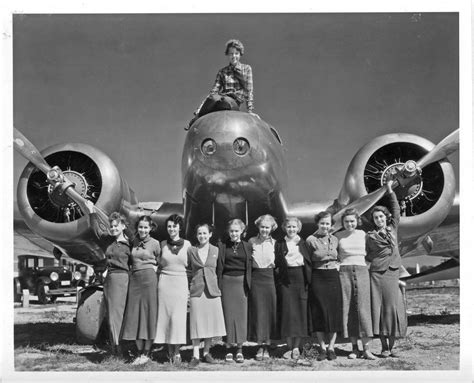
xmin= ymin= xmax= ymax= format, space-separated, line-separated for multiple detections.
xmin=309 ymin=268 xmax=343 ymax=333
xmin=121 ymin=268 xmax=158 ymax=341
xmin=339 ymin=265 xmax=373 ymax=338
xmin=370 ymin=267 xmax=407 ymax=338
xmin=279 ymin=266 xmax=308 ymax=338
xmin=189 ymin=288 xmax=226 ymax=340
xmin=221 ymin=274 xmax=247 ymax=344
xmin=103 ymin=271 xmax=129 ymax=345
xmin=248 ymin=268 xmax=277 ymax=342
xmin=155 ymin=273 xmax=188 ymax=344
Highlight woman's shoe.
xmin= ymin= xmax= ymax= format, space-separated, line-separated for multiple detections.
xmin=380 ymin=350 xmax=390 ymax=358
xmin=316 ymin=349 xmax=327 ymax=361
xmin=363 ymin=350 xmax=376 ymax=360
xmin=263 ymin=350 xmax=270 ymax=360
xmin=327 ymin=349 xmax=337 ymax=360
xmin=255 ymin=347 xmax=264 ymax=361
xmin=348 ymin=351 xmax=357 ymax=359
xmin=291 ymin=348 xmax=300 ymax=360
xmin=235 ymin=353 xmax=245 ymax=363
xmin=173 ymin=354 xmax=182 ymax=365
xmin=225 ymin=353 xmax=234 ymax=363
xmin=203 ymin=353 xmax=217 ymax=364
xmin=189 ymin=357 xmax=200 ymax=368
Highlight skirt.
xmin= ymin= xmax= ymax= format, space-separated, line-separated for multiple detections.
xmin=103 ymin=271 xmax=129 ymax=345
xmin=155 ymin=272 xmax=189 ymax=344
xmin=221 ymin=274 xmax=247 ymax=344
xmin=121 ymin=268 xmax=158 ymax=341
xmin=309 ymin=268 xmax=343 ymax=333
xmin=189 ymin=288 xmax=226 ymax=339
xmin=248 ymin=268 xmax=277 ymax=342
xmin=370 ymin=267 xmax=407 ymax=338
xmin=339 ymin=265 xmax=373 ymax=338
xmin=279 ymin=266 xmax=308 ymax=338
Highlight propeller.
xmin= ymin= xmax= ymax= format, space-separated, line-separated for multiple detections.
xmin=14 ymin=127 xmax=110 ymax=236
xmin=332 ymin=129 xmax=459 ymax=232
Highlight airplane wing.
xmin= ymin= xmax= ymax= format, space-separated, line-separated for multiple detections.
xmin=401 ymin=258 xmax=459 ymax=284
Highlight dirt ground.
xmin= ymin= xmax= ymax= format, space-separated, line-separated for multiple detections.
xmin=13 ymin=286 xmax=460 ymax=372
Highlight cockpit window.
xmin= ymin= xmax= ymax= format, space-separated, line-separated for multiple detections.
xmin=233 ymin=138 xmax=250 ymax=156
xmin=270 ymin=127 xmax=283 ymax=145
xmin=201 ymin=139 xmax=217 ymax=156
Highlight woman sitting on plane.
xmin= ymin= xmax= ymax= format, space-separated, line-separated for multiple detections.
xmin=274 ymin=216 xmax=312 ymax=360
xmin=187 ymin=223 xmax=226 ymax=368
xmin=121 ymin=215 xmax=160 ymax=365
xmin=154 ymin=214 xmax=192 ymax=365
xmin=186 ymin=39 xmax=256 ymax=130
xmin=306 ymin=211 xmax=343 ymax=361
xmin=247 ymin=214 xmax=278 ymax=361
xmin=217 ymin=218 xmax=253 ymax=363
xmin=365 ymin=181 xmax=407 ymax=357
xmin=334 ymin=208 xmax=376 ymax=360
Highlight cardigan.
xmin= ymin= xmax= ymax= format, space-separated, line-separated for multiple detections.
xmin=274 ymin=238 xmax=312 ymax=287
xmin=187 ymin=244 xmax=221 ymax=298
xmin=365 ymin=191 xmax=401 ymax=271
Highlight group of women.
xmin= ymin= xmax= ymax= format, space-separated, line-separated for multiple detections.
xmin=86 ymin=181 xmax=406 ymax=366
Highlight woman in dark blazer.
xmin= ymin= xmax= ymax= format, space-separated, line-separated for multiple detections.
xmin=216 ymin=218 xmax=252 ymax=363
xmin=275 ymin=217 xmax=312 ymax=360
xmin=366 ymin=181 xmax=407 ymax=357
xmin=187 ymin=223 xmax=226 ymax=367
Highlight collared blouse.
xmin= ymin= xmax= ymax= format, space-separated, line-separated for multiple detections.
xmin=284 ymin=235 xmax=305 ymax=267
xmin=104 ymin=236 xmax=131 ymax=273
xmin=249 ymin=235 xmax=276 ymax=268
xmin=130 ymin=236 xmax=161 ymax=271
xmin=306 ymin=233 xmax=339 ymax=269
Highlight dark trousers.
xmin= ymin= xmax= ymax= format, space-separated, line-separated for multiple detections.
xmin=198 ymin=94 xmax=241 ymax=117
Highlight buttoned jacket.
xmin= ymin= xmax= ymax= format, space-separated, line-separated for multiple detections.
xmin=187 ymin=244 xmax=221 ymax=298
xmin=365 ymin=192 xmax=402 ymax=271
xmin=274 ymin=238 xmax=312 ymax=287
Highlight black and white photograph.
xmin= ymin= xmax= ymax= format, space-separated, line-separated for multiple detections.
xmin=4 ymin=1 xmax=472 ymax=382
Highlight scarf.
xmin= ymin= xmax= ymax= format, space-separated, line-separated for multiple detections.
xmin=167 ymin=238 xmax=185 ymax=255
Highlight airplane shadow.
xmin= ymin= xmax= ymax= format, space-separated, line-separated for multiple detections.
xmin=407 ymin=313 xmax=459 ymax=326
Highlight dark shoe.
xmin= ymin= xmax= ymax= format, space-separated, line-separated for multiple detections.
xmin=203 ymin=353 xmax=217 ymax=364
xmin=316 ymin=349 xmax=327 ymax=361
xmin=327 ymin=349 xmax=337 ymax=360
xmin=189 ymin=357 xmax=200 ymax=368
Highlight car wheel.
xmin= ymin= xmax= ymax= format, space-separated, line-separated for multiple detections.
xmin=13 ymin=279 xmax=22 ymax=303
xmin=37 ymin=282 xmax=50 ymax=304
xmin=50 ymin=296 xmax=58 ymax=303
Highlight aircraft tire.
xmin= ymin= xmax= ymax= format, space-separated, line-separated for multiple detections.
xmin=75 ymin=285 xmax=106 ymax=344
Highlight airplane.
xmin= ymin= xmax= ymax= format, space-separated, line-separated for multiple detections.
xmin=13 ymin=110 xmax=459 ymax=343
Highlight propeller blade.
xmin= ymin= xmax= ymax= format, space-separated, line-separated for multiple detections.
xmin=332 ymin=184 xmax=389 ymax=232
xmin=13 ymin=127 xmax=52 ymax=175
xmin=417 ymin=129 xmax=459 ymax=169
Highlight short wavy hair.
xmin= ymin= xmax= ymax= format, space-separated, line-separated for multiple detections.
xmin=166 ymin=214 xmax=184 ymax=231
xmin=281 ymin=216 xmax=302 ymax=233
xmin=369 ymin=205 xmax=392 ymax=225
xmin=109 ymin=211 xmax=128 ymax=227
xmin=314 ymin=211 xmax=334 ymax=227
xmin=227 ymin=218 xmax=247 ymax=238
xmin=135 ymin=215 xmax=157 ymax=232
xmin=194 ymin=222 xmax=214 ymax=235
xmin=225 ymin=39 xmax=244 ymax=55
xmin=254 ymin=214 xmax=278 ymax=232
xmin=340 ymin=208 xmax=362 ymax=228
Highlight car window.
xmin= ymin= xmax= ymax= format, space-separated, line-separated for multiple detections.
xmin=27 ymin=258 xmax=35 ymax=268
xmin=38 ymin=258 xmax=44 ymax=267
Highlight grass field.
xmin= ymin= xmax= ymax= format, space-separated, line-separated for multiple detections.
xmin=13 ymin=286 xmax=460 ymax=371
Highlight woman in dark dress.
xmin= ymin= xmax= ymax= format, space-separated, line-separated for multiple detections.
xmin=121 ymin=216 xmax=161 ymax=365
xmin=216 ymin=218 xmax=252 ymax=363
xmin=366 ymin=181 xmax=407 ymax=357
xmin=275 ymin=217 xmax=312 ymax=360
xmin=306 ymin=211 xmax=343 ymax=361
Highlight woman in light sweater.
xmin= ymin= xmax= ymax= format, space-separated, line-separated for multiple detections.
xmin=335 ymin=208 xmax=375 ymax=360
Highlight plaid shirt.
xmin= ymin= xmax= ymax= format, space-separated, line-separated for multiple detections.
xmin=209 ymin=63 xmax=254 ymax=112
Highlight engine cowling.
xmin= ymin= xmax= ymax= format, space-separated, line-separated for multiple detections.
xmin=337 ymin=133 xmax=456 ymax=242
xmin=17 ymin=143 xmax=139 ymax=264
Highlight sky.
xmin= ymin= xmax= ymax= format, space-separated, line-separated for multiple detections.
xmin=12 ymin=12 xmax=460 ymax=207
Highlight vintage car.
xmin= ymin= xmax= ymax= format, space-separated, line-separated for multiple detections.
xmin=14 ymin=254 xmax=82 ymax=304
